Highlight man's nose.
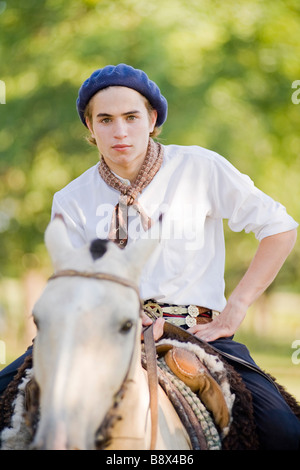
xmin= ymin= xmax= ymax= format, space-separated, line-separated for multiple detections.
xmin=113 ymin=119 xmax=128 ymax=138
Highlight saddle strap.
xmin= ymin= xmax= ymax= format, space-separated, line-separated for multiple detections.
xmin=143 ymin=324 xmax=159 ymax=450
xmin=163 ymin=322 xmax=281 ymax=393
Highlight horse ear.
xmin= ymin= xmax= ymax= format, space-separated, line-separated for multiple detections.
xmin=44 ymin=214 xmax=75 ymax=270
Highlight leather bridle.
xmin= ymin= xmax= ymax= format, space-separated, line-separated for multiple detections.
xmin=48 ymin=270 xmax=143 ymax=307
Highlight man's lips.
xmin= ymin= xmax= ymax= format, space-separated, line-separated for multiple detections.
xmin=112 ymin=144 xmax=132 ymax=150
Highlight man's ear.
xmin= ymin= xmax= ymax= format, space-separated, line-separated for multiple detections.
xmin=150 ymin=109 xmax=158 ymax=133
xmin=85 ymin=116 xmax=94 ymax=137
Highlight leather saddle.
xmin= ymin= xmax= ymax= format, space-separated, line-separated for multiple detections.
xmin=156 ymin=343 xmax=230 ymax=432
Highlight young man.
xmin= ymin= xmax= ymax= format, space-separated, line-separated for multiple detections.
xmin=1 ymin=64 xmax=299 ymax=449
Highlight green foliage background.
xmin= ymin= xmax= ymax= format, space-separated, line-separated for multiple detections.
xmin=0 ymin=0 xmax=299 ymax=399
xmin=0 ymin=0 xmax=299 ymax=293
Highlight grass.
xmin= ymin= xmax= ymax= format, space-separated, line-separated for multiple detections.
xmin=233 ymin=292 xmax=300 ymax=402
xmin=235 ymin=330 xmax=300 ymax=402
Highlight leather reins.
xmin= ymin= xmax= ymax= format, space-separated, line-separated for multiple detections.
xmin=48 ymin=269 xmax=159 ymax=450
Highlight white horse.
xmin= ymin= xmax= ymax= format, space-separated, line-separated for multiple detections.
xmin=7 ymin=217 xmax=296 ymax=450
xmin=30 ymin=216 xmax=191 ymax=450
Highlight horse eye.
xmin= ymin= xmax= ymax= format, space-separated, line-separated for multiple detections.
xmin=120 ymin=320 xmax=134 ymax=334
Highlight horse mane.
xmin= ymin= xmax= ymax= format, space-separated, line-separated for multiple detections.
xmin=0 ymin=350 xmax=33 ymax=435
xmin=94 ymin=381 xmax=130 ymax=450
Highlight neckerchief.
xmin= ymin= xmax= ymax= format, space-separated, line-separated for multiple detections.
xmin=98 ymin=138 xmax=164 ymax=247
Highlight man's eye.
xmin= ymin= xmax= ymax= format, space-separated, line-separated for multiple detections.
xmin=101 ymin=118 xmax=111 ymax=123
xmin=127 ymin=115 xmax=137 ymax=121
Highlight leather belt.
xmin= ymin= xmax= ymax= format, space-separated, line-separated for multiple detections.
xmin=143 ymin=300 xmax=219 ymax=327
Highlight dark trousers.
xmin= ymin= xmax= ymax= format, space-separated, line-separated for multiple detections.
xmin=1 ymin=339 xmax=299 ymax=450
xmin=211 ymin=337 xmax=300 ymax=450
xmin=0 ymin=346 xmax=33 ymax=396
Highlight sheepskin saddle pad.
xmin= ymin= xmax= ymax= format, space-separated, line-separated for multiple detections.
xmin=156 ymin=339 xmax=235 ymax=437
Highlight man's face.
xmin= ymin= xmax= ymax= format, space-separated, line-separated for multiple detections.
xmin=86 ymin=86 xmax=157 ymax=179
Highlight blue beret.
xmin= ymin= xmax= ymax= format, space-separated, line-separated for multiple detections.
xmin=76 ymin=64 xmax=168 ymax=127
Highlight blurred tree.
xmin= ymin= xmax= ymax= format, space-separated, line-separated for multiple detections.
xmin=0 ymin=0 xmax=299 ymax=293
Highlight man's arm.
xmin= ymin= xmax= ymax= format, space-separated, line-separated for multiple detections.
xmin=188 ymin=229 xmax=297 ymax=342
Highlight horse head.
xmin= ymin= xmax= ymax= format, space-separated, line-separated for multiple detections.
xmin=31 ymin=215 xmax=159 ymax=450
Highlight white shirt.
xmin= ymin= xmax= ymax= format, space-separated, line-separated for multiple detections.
xmin=51 ymin=144 xmax=298 ymax=311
